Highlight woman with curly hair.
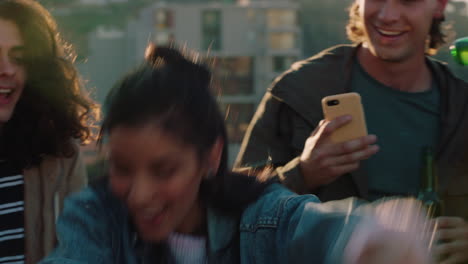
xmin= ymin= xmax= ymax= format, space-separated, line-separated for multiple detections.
xmin=0 ymin=0 xmax=99 ymax=263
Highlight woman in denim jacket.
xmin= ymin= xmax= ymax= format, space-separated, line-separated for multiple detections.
xmin=41 ymin=45 xmax=431 ymax=264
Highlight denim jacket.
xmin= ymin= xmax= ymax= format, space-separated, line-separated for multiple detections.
xmin=40 ymin=181 xmax=361 ymax=263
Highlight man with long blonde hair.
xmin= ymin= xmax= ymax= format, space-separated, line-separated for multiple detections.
xmin=236 ymin=0 xmax=468 ymax=262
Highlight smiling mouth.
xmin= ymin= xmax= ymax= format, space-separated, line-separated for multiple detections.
xmin=376 ymin=28 xmax=406 ymax=37
xmin=136 ymin=205 xmax=168 ymax=227
xmin=0 ymin=88 xmax=13 ymax=99
xmin=142 ymin=207 xmax=165 ymax=220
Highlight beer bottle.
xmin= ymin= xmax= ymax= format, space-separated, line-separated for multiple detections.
xmin=417 ymin=147 xmax=443 ymax=218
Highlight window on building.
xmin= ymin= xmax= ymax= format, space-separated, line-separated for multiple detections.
xmin=154 ymin=9 xmax=173 ymax=29
xmin=269 ymin=32 xmax=297 ymax=50
xmin=272 ymin=56 xmax=297 ymax=72
xmin=211 ymin=57 xmax=254 ymax=96
xmin=202 ymin=10 xmax=222 ymax=51
xmin=219 ymin=103 xmax=254 ymax=143
xmin=267 ymin=9 xmax=297 ymax=28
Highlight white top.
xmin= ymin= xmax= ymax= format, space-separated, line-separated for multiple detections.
xmin=168 ymin=232 xmax=207 ymax=264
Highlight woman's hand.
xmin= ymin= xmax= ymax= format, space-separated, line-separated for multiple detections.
xmin=345 ymin=198 xmax=432 ymax=264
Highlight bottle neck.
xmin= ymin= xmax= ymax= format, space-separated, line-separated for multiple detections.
xmin=421 ymin=147 xmax=436 ymax=193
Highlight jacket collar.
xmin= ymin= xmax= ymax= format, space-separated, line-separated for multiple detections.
xmin=269 ymin=44 xmax=358 ymax=126
xmin=206 ymin=207 xmax=239 ymax=256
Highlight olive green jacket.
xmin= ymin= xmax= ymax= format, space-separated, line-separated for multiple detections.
xmin=235 ymin=44 xmax=468 ymax=219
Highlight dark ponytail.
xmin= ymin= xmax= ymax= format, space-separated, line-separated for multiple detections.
xmin=101 ymin=44 xmax=272 ymax=215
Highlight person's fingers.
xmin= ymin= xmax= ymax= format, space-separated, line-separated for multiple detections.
xmin=341 ymin=144 xmax=379 ymax=162
xmin=314 ymin=115 xmax=352 ymax=139
xmin=437 ymin=227 xmax=468 ymax=241
xmin=318 ymin=145 xmax=379 ymax=167
xmin=434 ymin=241 xmax=455 ymax=256
xmin=310 ymin=119 xmax=327 ymax=138
xmin=439 ymin=251 xmax=468 ymax=264
xmin=436 ymin=217 xmax=466 ymax=229
xmin=342 ymin=135 xmax=378 ymax=153
xmin=433 ymin=239 xmax=468 ymax=257
xmin=323 ymin=162 xmax=360 ymax=179
xmin=325 ymin=135 xmax=378 ymax=157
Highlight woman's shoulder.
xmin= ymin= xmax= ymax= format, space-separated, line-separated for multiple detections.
xmin=41 ymin=180 xmax=135 ymax=263
xmin=63 ymin=178 xmax=125 ymax=223
xmin=255 ymin=183 xmax=321 ymax=207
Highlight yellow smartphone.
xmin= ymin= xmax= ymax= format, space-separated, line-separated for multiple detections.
xmin=321 ymin=92 xmax=368 ymax=143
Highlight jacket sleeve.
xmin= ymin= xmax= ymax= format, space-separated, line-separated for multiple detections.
xmin=234 ymin=92 xmax=312 ymax=194
xmin=282 ymin=197 xmax=430 ymax=263
xmin=39 ymin=189 xmax=115 ymax=264
xmin=281 ymin=197 xmax=362 ymax=263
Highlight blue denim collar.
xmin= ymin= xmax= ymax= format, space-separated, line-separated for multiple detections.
xmin=206 ymin=207 xmax=238 ymax=254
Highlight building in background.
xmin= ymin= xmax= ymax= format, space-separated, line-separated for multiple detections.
xmin=78 ymin=0 xmax=301 ymax=166
xmin=79 ymin=0 xmax=128 ymax=4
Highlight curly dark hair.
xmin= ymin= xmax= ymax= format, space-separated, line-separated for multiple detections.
xmin=0 ymin=0 xmax=99 ymax=168
xmin=346 ymin=2 xmax=447 ymax=55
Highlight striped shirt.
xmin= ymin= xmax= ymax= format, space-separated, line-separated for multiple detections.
xmin=0 ymin=159 xmax=24 ymax=264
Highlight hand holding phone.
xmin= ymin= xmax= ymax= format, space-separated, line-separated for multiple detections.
xmin=299 ymin=92 xmax=377 ymax=190
xmin=321 ymin=92 xmax=368 ymax=143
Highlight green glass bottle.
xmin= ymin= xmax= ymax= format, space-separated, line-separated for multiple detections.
xmin=417 ymin=147 xmax=443 ymax=218
xmin=450 ymin=37 xmax=468 ymax=66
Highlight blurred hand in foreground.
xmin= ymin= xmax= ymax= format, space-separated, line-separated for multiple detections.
xmin=345 ymin=198 xmax=432 ymax=264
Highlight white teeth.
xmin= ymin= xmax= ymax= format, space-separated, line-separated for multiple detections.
xmin=0 ymin=89 xmax=12 ymax=94
xmin=378 ymin=29 xmax=403 ymax=36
